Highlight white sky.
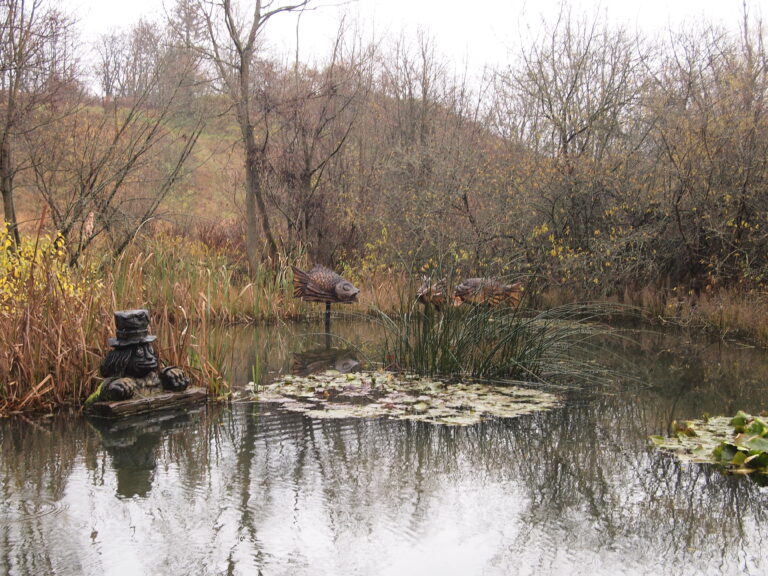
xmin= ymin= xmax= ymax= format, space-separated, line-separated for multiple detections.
xmin=68 ymin=0 xmax=760 ymax=72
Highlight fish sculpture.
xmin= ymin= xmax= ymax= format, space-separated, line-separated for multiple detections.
xmin=416 ymin=275 xmax=448 ymax=310
xmin=453 ymin=277 xmax=524 ymax=308
xmin=291 ymin=265 xmax=360 ymax=304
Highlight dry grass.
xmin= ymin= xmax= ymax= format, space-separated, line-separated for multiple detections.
xmin=671 ymin=289 xmax=768 ymax=345
xmin=0 ymin=239 xmax=113 ymax=413
xmin=0 ymin=222 xmax=285 ymax=413
xmin=3 ymin=217 xmax=767 ymax=415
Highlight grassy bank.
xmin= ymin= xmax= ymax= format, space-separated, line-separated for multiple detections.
xmin=541 ymin=283 xmax=768 ymax=346
xmin=1 ymin=224 xmax=767 ymax=415
xmin=0 ymin=226 xmax=294 ymax=414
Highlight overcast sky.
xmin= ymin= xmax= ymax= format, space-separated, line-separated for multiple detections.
xmin=68 ymin=0 xmax=760 ymax=72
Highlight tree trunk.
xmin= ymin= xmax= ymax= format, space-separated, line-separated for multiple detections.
xmin=0 ymin=140 xmax=20 ymax=248
xmin=243 ymin=124 xmax=279 ymax=268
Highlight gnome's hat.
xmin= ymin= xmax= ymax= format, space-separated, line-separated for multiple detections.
xmin=108 ymin=309 xmax=157 ymax=348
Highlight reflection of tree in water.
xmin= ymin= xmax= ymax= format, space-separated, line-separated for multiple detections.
xmin=219 ymin=319 xmax=380 ymax=387
xmin=3 ymin=358 xmax=768 ymax=574
xmin=493 ymin=397 xmax=768 ymax=572
xmin=0 ymin=415 xmax=90 ymax=574
xmin=223 ymin=392 xmax=768 ymax=573
xmin=0 ymin=409 xmax=215 ymax=574
xmin=604 ymin=329 xmax=768 ymax=419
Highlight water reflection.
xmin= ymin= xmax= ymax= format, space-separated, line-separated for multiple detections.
xmin=211 ymin=316 xmax=377 ymax=387
xmin=87 ymin=411 xmax=200 ymax=498
xmin=291 ymin=346 xmax=360 ymax=376
xmin=1 ymin=322 xmax=768 ymax=575
xmin=1 ymin=402 xmax=766 ymax=574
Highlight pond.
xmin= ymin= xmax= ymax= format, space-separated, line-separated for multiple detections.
xmin=2 ymin=317 xmax=768 ymax=575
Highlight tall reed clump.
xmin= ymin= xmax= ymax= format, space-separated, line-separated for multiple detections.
xmin=152 ymin=297 xmax=231 ymax=400
xmin=0 ymin=218 xmax=308 ymax=413
xmin=112 ymin=228 xmax=303 ymax=324
xmin=0 ymin=222 xmax=112 ymax=413
xmin=376 ymin=293 xmax=617 ymax=386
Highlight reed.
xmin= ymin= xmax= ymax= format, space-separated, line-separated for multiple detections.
xmin=0 ymin=221 xmax=112 ymax=413
xmin=665 ymin=288 xmax=768 ymax=345
xmin=0 ymin=225 xmax=249 ymax=413
xmin=112 ymin=229 xmax=307 ymax=324
xmin=375 ymin=293 xmax=618 ymax=386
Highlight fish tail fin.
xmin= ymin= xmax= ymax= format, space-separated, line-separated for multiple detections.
xmin=292 ymin=266 xmax=310 ymax=299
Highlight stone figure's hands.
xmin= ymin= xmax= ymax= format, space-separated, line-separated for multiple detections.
xmin=100 ymin=377 xmax=138 ymax=401
xmin=160 ymin=366 xmax=190 ymax=392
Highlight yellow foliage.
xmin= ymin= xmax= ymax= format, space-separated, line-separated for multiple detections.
xmin=0 ymin=227 xmax=102 ymax=312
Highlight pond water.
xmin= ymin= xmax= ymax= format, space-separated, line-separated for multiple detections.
xmin=2 ymin=317 xmax=768 ymax=575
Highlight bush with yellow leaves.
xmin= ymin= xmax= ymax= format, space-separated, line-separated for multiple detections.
xmin=0 ymin=226 xmax=110 ymax=413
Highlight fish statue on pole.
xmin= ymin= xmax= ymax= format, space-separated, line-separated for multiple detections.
xmin=292 ymin=265 xmax=360 ymax=336
xmin=291 ymin=265 xmax=360 ymax=303
xmin=416 ymin=276 xmax=448 ymax=311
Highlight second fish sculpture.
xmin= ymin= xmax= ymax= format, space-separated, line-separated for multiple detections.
xmin=453 ymin=277 xmax=524 ymax=308
xmin=291 ymin=265 xmax=360 ymax=304
xmin=416 ymin=276 xmax=448 ymax=310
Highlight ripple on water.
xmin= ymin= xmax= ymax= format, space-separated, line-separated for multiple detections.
xmin=2 ymin=497 xmax=69 ymax=520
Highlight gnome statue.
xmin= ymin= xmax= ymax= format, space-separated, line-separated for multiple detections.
xmin=95 ymin=309 xmax=189 ymax=402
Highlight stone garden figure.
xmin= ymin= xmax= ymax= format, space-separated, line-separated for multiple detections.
xmin=96 ymin=309 xmax=189 ymax=402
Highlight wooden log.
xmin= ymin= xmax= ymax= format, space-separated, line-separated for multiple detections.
xmin=85 ymin=386 xmax=207 ymax=418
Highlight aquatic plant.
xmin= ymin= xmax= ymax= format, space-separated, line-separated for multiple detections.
xmin=252 ymin=369 xmax=560 ymax=426
xmin=651 ymin=411 xmax=768 ymax=476
xmin=375 ymin=296 xmax=616 ymax=386
xmin=714 ymin=412 xmax=768 ymax=473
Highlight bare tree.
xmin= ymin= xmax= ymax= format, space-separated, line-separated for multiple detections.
xmin=361 ymin=32 xmax=496 ymax=267
xmin=195 ymin=0 xmax=310 ymax=268
xmin=645 ymin=18 xmax=768 ymax=287
xmin=268 ymin=20 xmax=372 ymax=261
xmin=26 ymin=23 xmax=204 ymax=265
xmin=0 ymin=0 xmax=78 ymax=247
xmin=498 ymin=10 xmax=647 ymax=249
xmin=95 ymin=32 xmax=126 ymax=102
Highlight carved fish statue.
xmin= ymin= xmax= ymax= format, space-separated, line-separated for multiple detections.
xmin=292 ymin=265 xmax=360 ymax=304
xmin=416 ymin=275 xmax=448 ymax=310
xmin=453 ymin=277 xmax=524 ymax=308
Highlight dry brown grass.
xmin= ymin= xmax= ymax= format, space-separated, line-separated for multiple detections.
xmin=3 ymin=212 xmax=767 ymax=416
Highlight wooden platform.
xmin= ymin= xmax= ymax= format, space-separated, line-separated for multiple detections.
xmin=85 ymin=386 xmax=208 ymax=418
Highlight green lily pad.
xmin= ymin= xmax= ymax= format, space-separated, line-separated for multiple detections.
xmin=252 ymin=370 xmax=560 ymax=426
xmin=652 ymin=412 xmax=768 ymax=477
xmin=730 ymin=411 xmax=751 ymax=431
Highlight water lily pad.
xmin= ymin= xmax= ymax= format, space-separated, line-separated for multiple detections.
xmin=253 ymin=370 xmax=560 ymax=426
xmin=651 ymin=417 xmax=734 ymax=464
xmin=651 ymin=413 xmax=768 ymax=477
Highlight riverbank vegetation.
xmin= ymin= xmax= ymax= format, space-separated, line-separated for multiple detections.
xmin=2 ymin=0 xmax=768 ymax=413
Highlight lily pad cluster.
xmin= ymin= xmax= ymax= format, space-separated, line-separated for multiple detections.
xmin=713 ymin=412 xmax=768 ymax=473
xmin=252 ymin=370 xmax=560 ymax=426
xmin=651 ymin=411 xmax=768 ymax=476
